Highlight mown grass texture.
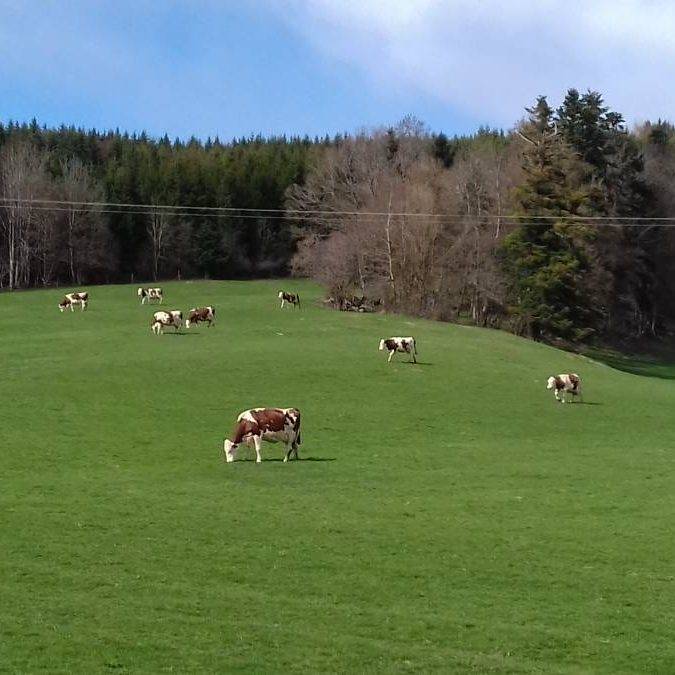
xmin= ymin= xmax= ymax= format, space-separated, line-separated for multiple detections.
xmin=0 ymin=280 xmax=673 ymax=673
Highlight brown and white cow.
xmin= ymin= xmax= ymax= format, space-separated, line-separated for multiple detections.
xmin=185 ymin=306 xmax=215 ymax=328
xmin=223 ymin=407 xmax=302 ymax=463
xmin=278 ymin=291 xmax=300 ymax=309
xmin=151 ymin=310 xmax=182 ymax=335
xmin=58 ymin=291 xmax=89 ymax=312
xmin=138 ymin=287 xmax=163 ymax=304
xmin=547 ymin=373 xmax=582 ymax=403
xmin=379 ymin=336 xmax=418 ymax=363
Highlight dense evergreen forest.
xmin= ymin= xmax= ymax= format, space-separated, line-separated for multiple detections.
xmin=2 ymin=88 xmax=675 ymax=342
xmin=0 ymin=121 xmax=318 ymax=284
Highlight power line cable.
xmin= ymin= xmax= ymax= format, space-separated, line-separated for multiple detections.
xmin=2 ymin=197 xmax=674 ymax=225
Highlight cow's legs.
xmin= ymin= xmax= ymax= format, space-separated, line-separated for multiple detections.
xmin=388 ymin=350 xmax=395 ymax=363
xmin=253 ymin=436 xmax=263 ymax=464
xmin=284 ymin=441 xmax=300 ymax=462
xmin=280 ymin=298 xmax=285 ymax=309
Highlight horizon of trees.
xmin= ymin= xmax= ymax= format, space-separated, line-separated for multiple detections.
xmin=2 ymin=90 xmax=675 ymax=343
xmin=288 ymin=96 xmax=675 ymax=342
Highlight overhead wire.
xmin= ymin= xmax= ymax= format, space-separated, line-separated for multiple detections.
xmin=1 ymin=197 xmax=674 ymax=225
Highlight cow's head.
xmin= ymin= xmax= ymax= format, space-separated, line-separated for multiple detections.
xmin=223 ymin=439 xmax=237 ymax=463
xmin=58 ymin=301 xmax=67 ymax=312
xmin=546 ymin=376 xmax=556 ymax=390
xmin=137 ymin=287 xmax=144 ymax=297
xmin=379 ymin=339 xmax=386 ymax=351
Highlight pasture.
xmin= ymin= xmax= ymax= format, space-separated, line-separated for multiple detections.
xmin=0 ymin=280 xmax=673 ymax=673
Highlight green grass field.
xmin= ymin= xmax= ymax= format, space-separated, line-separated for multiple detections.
xmin=1 ymin=280 xmax=673 ymax=673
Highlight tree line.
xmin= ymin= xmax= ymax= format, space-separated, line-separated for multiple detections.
xmin=0 ymin=121 xmax=319 ymax=287
xmin=2 ymin=89 xmax=675 ymax=342
xmin=289 ymin=93 xmax=675 ymax=342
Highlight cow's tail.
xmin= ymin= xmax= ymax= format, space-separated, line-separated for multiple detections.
xmin=413 ymin=337 xmax=419 ymax=355
xmin=297 ymin=294 xmax=301 ymax=310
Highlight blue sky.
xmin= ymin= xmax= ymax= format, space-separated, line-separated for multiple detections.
xmin=1 ymin=1 xmax=673 ymax=140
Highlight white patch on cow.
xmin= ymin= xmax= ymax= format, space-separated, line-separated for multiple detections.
xmin=547 ymin=373 xmax=582 ymax=403
xmin=151 ymin=309 xmax=181 ymax=335
xmin=380 ymin=336 xmax=417 ymax=363
xmin=239 ymin=408 xmax=265 ymax=423
xmin=223 ymin=439 xmax=235 ymax=462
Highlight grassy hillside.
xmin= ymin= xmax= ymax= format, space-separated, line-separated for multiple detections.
xmin=0 ymin=280 xmax=673 ymax=673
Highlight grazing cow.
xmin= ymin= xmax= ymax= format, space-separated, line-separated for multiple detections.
xmin=379 ymin=336 xmax=418 ymax=363
xmin=185 ymin=306 xmax=216 ymax=328
xmin=151 ymin=310 xmax=182 ymax=335
xmin=278 ymin=291 xmax=300 ymax=309
xmin=547 ymin=373 xmax=582 ymax=403
xmin=58 ymin=292 xmax=89 ymax=312
xmin=138 ymin=287 xmax=163 ymax=304
xmin=223 ymin=407 xmax=302 ymax=463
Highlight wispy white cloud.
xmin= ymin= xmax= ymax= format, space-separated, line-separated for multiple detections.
xmin=277 ymin=0 xmax=675 ymax=126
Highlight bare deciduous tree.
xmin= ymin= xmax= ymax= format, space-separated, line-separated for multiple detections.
xmin=0 ymin=141 xmax=49 ymax=288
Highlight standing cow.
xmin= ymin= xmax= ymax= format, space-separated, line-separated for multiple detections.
xmin=185 ymin=306 xmax=215 ymax=328
xmin=547 ymin=373 xmax=582 ymax=403
xmin=379 ymin=336 xmax=418 ymax=363
xmin=138 ymin=287 xmax=163 ymax=304
xmin=223 ymin=407 xmax=302 ymax=463
xmin=151 ymin=310 xmax=182 ymax=335
xmin=58 ymin=292 xmax=89 ymax=312
xmin=278 ymin=291 xmax=300 ymax=309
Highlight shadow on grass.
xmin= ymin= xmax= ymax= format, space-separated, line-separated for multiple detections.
xmin=233 ymin=457 xmax=336 ymax=463
xmin=585 ymin=346 xmax=675 ymax=380
xmin=392 ymin=361 xmax=433 ymax=366
xmin=163 ymin=332 xmax=201 ymax=337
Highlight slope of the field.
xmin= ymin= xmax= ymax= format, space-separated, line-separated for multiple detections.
xmin=1 ymin=281 xmax=673 ymax=674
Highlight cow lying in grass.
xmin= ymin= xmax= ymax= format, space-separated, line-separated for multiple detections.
xmin=138 ymin=287 xmax=163 ymax=304
xmin=151 ymin=310 xmax=182 ymax=335
xmin=547 ymin=373 xmax=582 ymax=403
xmin=223 ymin=407 xmax=301 ymax=463
xmin=278 ymin=291 xmax=300 ymax=309
xmin=59 ymin=292 xmax=89 ymax=312
xmin=185 ymin=306 xmax=215 ymax=328
xmin=379 ymin=336 xmax=418 ymax=363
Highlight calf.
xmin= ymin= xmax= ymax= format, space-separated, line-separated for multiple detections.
xmin=58 ymin=292 xmax=89 ymax=312
xmin=223 ymin=407 xmax=301 ymax=463
xmin=278 ymin=291 xmax=300 ymax=309
xmin=185 ymin=306 xmax=215 ymax=328
xmin=379 ymin=336 xmax=418 ymax=363
xmin=138 ymin=287 xmax=163 ymax=304
xmin=547 ymin=373 xmax=582 ymax=403
xmin=151 ymin=310 xmax=182 ymax=335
